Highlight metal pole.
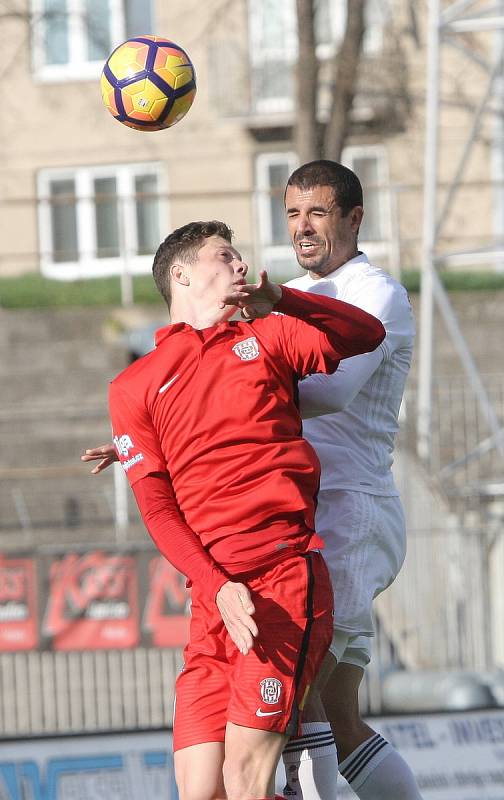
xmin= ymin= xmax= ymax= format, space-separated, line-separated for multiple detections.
xmin=417 ymin=0 xmax=441 ymax=462
xmin=388 ymin=185 xmax=401 ymax=281
xmin=114 ymin=461 xmax=129 ymax=543
xmin=493 ymin=0 xmax=504 ymax=271
xmin=118 ymin=195 xmax=134 ymax=307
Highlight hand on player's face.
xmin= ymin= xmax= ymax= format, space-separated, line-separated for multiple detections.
xmin=80 ymin=444 xmax=117 ymax=474
xmin=216 ymin=581 xmax=258 ymax=655
xmin=219 ymin=270 xmax=282 ymax=319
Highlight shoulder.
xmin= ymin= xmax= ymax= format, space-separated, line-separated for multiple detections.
xmin=284 ymin=273 xmax=311 ymax=290
xmin=345 ymin=259 xmax=405 ymax=292
xmin=110 ymin=347 xmax=161 ymax=397
xmin=343 ymin=261 xmax=411 ymax=312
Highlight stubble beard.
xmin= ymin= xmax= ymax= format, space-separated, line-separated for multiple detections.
xmin=296 ymin=251 xmax=330 ymax=277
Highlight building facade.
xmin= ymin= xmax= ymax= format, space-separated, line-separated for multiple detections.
xmin=0 ymin=0 xmax=500 ymax=282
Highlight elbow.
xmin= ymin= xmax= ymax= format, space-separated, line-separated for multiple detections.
xmin=301 ymin=394 xmax=348 ymax=417
xmin=328 ymin=390 xmax=354 ymax=413
xmin=330 ymin=398 xmax=347 ymax=413
xmin=368 ymin=321 xmax=386 ymax=351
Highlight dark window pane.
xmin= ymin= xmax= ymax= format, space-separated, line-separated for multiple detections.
xmin=125 ymin=0 xmax=153 ymax=38
xmin=269 ymin=163 xmax=290 ymax=245
xmin=249 ymin=0 xmax=295 ymax=108
xmin=352 ymin=156 xmax=383 ymax=241
xmin=135 ymin=174 xmax=159 ymax=255
xmin=50 ymin=180 xmax=78 ymax=262
xmin=95 ymin=177 xmax=120 ymax=258
xmin=252 ymin=61 xmax=293 ymax=107
xmin=44 ymin=0 xmax=69 ymax=65
xmin=85 ymin=0 xmax=111 ymax=61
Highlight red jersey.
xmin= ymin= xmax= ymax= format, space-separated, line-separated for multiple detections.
xmin=109 ymin=287 xmax=384 ymax=575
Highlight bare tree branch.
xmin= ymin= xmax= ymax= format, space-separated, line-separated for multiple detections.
xmin=295 ymin=0 xmax=320 ymax=163
xmin=323 ymin=0 xmax=366 ymax=161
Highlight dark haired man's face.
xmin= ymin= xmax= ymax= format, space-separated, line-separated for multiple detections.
xmin=285 ymin=185 xmax=363 ymax=278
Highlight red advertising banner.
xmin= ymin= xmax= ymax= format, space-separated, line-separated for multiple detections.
xmin=0 ymin=556 xmax=38 ymax=651
xmin=43 ymin=551 xmax=140 ymax=651
xmin=143 ymin=556 xmax=190 ymax=647
xmin=0 ymin=547 xmax=191 ymax=653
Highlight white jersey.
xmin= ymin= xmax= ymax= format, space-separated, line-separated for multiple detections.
xmin=286 ymin=252 xmax=415 ymax=496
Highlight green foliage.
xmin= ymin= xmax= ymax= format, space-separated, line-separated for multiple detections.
xmin=401 ymin=270 xmax=504 ymax=293
xmin=2 ymin=270 xmax=504 ymax=309
xmin=0 ymin=274 xmax=161 ymax=308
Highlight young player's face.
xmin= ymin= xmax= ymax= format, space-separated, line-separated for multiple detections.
xmin=285 ymin=184 xmax=363 ymax=279
xmin=188 ymin=235 xmax=248 ymax=311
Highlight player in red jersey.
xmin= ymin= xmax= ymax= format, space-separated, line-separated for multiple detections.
xmin=102 ymin=220 xmax=385 ymax=800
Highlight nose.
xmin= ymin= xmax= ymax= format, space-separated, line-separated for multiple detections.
xmin=296 ymin=212 xmax=314 ymax=237
xmin=235 ymin=260 xmax=248 ymax=277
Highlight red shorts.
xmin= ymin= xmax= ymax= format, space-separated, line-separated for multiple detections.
xmin=173 ymin=552 xmax=333 ymax=752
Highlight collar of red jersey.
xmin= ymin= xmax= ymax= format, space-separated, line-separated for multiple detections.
xmin=155 ymin=320 xmax=243 ymax=346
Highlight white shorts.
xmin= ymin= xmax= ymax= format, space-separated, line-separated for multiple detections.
xmin=315 ymin=489 xmax=406 ymax=668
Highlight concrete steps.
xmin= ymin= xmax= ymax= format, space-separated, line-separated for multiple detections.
xmin=0 ymin=307 xmax=145 ymax=541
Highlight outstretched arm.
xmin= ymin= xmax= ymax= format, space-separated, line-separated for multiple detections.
xmin=275 ymin=285 xmax=385 ymax=362
xmin=222 ymin=272 xmax=385 ymax=373
xmin=299 ymin=349 xmax=384 ymax=418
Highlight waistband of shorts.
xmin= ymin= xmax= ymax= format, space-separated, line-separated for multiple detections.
xmin=220 ymin=532 xmax=324 ymax=581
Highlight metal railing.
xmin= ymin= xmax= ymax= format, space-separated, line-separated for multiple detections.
xmin=0 ymin=648 xmax=182 ymax=738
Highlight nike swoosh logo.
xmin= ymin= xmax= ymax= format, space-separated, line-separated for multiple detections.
xmin=255 ymin=708 xmax=283 ymax=717
xmin=158 ymin=375 xmax=180 ymax=394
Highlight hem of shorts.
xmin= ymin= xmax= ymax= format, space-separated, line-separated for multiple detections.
xmin=318 ymin=483 xmax=399 ymax=496
xmin=333 ymin=623 xmax=375 ymax=637
xmin=227 ymin=715 xmax=290 ymax=735
xmin=173 ymin=732 xmax=225 ymax=752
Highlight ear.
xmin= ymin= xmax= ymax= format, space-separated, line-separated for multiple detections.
xmin=170 ymin=263 xmax=190 ymax=286
xmin=350 ymin=206 xmax=364 ymax=232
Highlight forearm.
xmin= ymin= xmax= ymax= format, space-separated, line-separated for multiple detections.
xmin=276 ymin=285 xmax=385 ymax=358
xmin=299 ymin=348 xmax=385 ymax=417
xmin=132 ymin=473 xmax=229 ymax=601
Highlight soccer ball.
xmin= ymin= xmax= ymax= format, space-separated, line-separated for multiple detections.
xmin=101 ymin=35 xmax=196 ymax=131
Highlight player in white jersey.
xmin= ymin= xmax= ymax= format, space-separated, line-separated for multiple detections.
xmin=82 ymin=160 xmax=422 ymax=799
xmin=281 ymin=161 xmax=421 ymax=800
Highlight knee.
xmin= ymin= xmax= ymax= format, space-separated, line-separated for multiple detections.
xmin=222 ymin=754 xmax=249 ymax=799
xmin=175 ymin=768 xmax=224 ymax=800
xmin=222 ymin=752 xmax=263 ymax=800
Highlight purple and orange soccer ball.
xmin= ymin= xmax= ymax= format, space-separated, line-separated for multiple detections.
xmin=101 ymin=35 xmax=196 ymax=131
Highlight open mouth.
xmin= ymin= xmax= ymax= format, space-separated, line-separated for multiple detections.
xmin=297 ymin=241 xmax=321 ymax=253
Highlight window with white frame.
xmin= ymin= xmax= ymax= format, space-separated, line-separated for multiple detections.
xmin=256 ymin=152 xmax=299 ymax=279
xmin=255 ymin=146 xmax=390 ymax=275
xmin=248 ymin=0 xmax=387 ymax=112
xmin=248 ymin=0 xmax=298 ymax=113
xmin=31 ymin=0 xmax=153 ymax=80
xmin=38 ymin=163 xmax=164 ymax=279
xmin=342 ymin=145 xmax=390 ymax=248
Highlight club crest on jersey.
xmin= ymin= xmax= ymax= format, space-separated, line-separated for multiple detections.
xmin=260 ymin=677 xmax=283 ymax=704
xmin=232 ymin=336 xmax=260 ymax=361
xmin=113 ymin=434 xmax=134 ymax=457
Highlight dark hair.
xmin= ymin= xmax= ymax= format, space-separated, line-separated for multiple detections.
xmin=152 ymin=220 xmax=233 ymax=307
xmin=286 ymin=160 xmax=363 ymax=216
